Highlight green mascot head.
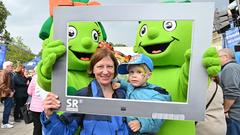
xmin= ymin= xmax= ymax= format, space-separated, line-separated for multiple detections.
xmin=67 ymin=22 xmax=106 ymax=71
xmin=134 ymin=20 xmax=192 ymax=66
xmin=46 ymin=21 xmax=106 ymax=71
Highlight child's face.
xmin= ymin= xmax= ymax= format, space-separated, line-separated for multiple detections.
xmin=128 ymin=65 xmax=149 ymax=87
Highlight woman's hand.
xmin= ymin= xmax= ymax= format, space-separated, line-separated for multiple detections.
xmin=43 ymin=92 xmax=61 ymax=118
xmin=128 ymin=120 xmax=141 ymax=133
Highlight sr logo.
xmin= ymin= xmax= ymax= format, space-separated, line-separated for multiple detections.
xmin=66 ymin=99 xmax=79 ymax=111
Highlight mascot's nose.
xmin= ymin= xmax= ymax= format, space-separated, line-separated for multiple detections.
xmin=81 ymin=37 xmax=93 ymax=49
xmin=147 ymin=28 xmax=159 ymax=39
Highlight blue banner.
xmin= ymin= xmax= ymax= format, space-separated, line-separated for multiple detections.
xmin=225 ymin=27 xmax=240 ymax=49
xmin=24 ymin=56 xmax=41 ymax=70
xmin=0 ymin=45 xmax=6 ymax=69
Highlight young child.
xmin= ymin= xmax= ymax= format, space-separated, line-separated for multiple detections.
xmin=114 ymin=54 xmax=171 ymax=134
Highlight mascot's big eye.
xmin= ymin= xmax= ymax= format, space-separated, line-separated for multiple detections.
xmin=92 ymin=30 xmax=99 ymax=42
xmin=163 ymin=21 xmax=176 ymax=31
xmin=68 ymin=26 xmax=77 ymax=39
xmin=140 ymin=25 xmax=148 ymax=37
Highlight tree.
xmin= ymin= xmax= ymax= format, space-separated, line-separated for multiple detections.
xmin=6 ymin=37 xmax=35 ymax=66
xmin=0 ymin=1 xmax=10 ymax=34
xmin=14 ymin=37 xmax=32 ymax=51
xmin=0 ymin=1 xmax=12 ymax=45
xmin=2 ymin=29 xmax=12 ymax=44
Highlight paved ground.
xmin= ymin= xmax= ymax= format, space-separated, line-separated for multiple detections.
xmin=0 ymin=103 xmax=33 ymax=135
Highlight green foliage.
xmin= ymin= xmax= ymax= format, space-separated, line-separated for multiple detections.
xmin=5 ymin=37 xmax=35 ymax=66
xmin=2 ymin=29 xmax=12 ymax=44
xmin=0 ymin=1 xmax=10 ymax=34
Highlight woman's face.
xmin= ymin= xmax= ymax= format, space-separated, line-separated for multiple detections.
xmin=93 ymin=56 xmax=115 ymax=86
xmin=22 ymin=67 xmax=26 ymax=74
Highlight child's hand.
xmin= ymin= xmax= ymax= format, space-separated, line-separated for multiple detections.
xmin=112 ymin=82 xmax=121 ymax=90
xmin=128 ymin=120 xmax=141 ymax=132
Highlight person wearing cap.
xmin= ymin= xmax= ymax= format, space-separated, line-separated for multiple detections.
xmin=113 ymin=54 xmax=171 ymax=134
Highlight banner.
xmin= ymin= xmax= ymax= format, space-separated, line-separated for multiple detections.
xmin=0 ymin=45 xmax=6 ymax=70
xmin=24 ymin=56 xmax=41 ymax=70
xmin=225 ymin=27 xmax=240 ymax=49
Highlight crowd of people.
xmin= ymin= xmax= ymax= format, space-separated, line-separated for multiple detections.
xmin=0 ymin=47 xmax=239 ymax=135
xmin=0 ymin=62 xmax=42 ymax=135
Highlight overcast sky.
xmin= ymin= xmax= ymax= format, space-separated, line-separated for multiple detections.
xmin=2 ymin=0 xmax=228 ymax=54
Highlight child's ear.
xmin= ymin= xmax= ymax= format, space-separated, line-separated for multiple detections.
xmin=146 ymin=72 xmax=152 ymax=79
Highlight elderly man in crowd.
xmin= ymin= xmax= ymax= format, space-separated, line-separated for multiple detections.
xmin=218 ymin=48 xmax=240 ymax=135
xmin=0 ymin=61 xmax=15 ymax=128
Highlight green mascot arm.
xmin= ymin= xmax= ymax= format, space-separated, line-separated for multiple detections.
xmin=178 ymin=47 xmax=221 ymax=99
xmin=202 ymin=47 xmax=221 ymax=78
xmin=178 ymin=49 xmax=191 ymax=99
xmin=37 ymin=39 xmax=66 ymax=91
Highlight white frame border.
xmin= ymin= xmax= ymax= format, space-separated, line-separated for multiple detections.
xmin=52 ymin=2 xmax=214 ymax=120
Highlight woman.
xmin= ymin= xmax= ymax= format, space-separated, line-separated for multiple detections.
xmin=28 ymin=73 xmax=43 ymax=135
xmin=41 ymin=47 xmax=129 ymax=135
xmin=13 ymin=64 xmax=29 ymax=122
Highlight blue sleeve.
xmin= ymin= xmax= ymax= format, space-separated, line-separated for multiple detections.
xmin=40 ymin=112 xmax=80 ymax=135
xmin=151 ymin=85 xmax=172 ymax=101
xmin=152 ymin=93 xmax=171 ymax=102
xmin=138 ymin=86 xmax=171 ymax=133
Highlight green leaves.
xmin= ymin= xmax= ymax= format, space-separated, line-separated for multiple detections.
xmin=0 ymin=1 xmax=10 ymax=34
xmin=6 ymin=37 xmax=35 ymax=67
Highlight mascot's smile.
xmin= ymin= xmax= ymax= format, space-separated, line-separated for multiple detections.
xmin=69 ymin=48 xmax=93 ymax=61
xmin=140 ymin=36 xmax=179 ymax=54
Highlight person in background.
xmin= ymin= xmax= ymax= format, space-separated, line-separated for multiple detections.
xmin=227 ymin=0 xmax=240 ymax=26
xmin=218 ymin=48 xmax=240 ymax=135
xmin=24 ymin=70 xmax=32 ymax=84
xmin=41 ymin=47 xmax=129 ymax=135
xmin=27 ymin=67 xmax=43 ymax=135
xmin=13 ymin=64 xmax=29 ymax=122
xmin=0 ymin=61 xmax=15 ymax=128
xmin=195 ymin=76 xmax=227 ymax=135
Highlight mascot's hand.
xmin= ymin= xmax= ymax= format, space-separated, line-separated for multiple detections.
xmin=184 ymin=49 xmax=191 ymax=63
xmin=178 ymin=49 xmax=191 ymax=97
xmin=180 ymin=49 xmax=191 ymax=78
xmin=40 ymin=39 xmax=66 ymax=79
xmin=202 ymin=47 xmax=221 ymax=77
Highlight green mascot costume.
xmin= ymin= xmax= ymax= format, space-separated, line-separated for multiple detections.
xmin=134 ymin=20 xmax=220 ymax=134
xmin=37 ymin=0 xmax=220 ymax=134
xmin=133 ymin=1 xmax=220 ymax=135
xmin=37 ymin=0 xmax=106 ymax=96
